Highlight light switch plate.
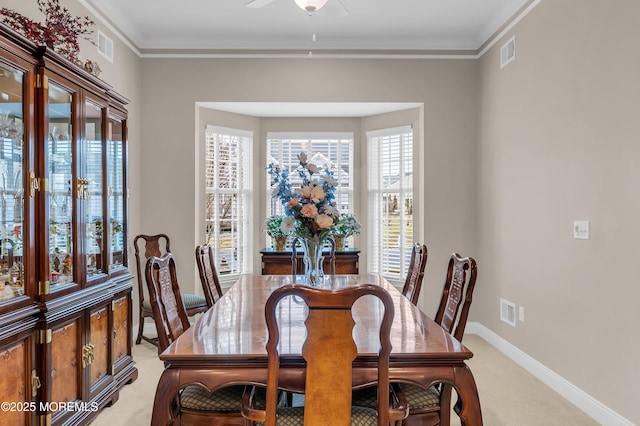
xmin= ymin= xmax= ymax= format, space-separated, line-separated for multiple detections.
xmin=573 ymin=221 xmax=590 ymax=240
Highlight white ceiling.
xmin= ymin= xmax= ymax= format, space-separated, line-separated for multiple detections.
xmin=84 ymin=0 xmax=531 ymax=52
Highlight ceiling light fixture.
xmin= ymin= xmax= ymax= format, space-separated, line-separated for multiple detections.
xmin=295 ymin=0 xmax=329 ymax=13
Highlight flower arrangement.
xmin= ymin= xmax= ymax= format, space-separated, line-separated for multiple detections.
xmin=90 ymin=217 xmax=122 ymax=239
xmin=333 ymin=213 xmax=362 ymax=237
xmin=268 ymin=152 xmax=341 ymax=240
xmin=262 ymin=215 xmax=292 ymax=238
xmin=0 ymin=0 xmax=95 ymax=64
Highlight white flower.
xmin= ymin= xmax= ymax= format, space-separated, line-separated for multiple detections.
xmin=316 ymin=214 xmax=334 ymax=229
xmin=306 ymin=163 xmax=319 ymax=174
xmin=322 ymin=204 xmax=340 ymax=218
xmin=323 ymin=175 xmax=338 ymax=187
xmin=281 ymin=216 xmax=296 ymax=233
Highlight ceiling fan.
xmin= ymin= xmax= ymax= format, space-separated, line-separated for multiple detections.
xmin=245 ymin=0 xmax=349 ymax=17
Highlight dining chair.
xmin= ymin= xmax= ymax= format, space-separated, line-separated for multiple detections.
xmin=241 ymin=283 xmax=408 ymax=426
xmin=290 ymin=236 xmax=336 ymax=276
xmin=133 ymin=233 xmax=207 ymax=345
xmin=352 ymin=243 xmax=428 ymax=411
xmin=401 ymin=243 xmax=428 ymax=305
xmin=195 ymin=243 xmax=223 ymax=309
xmin=395 ymin=253 xmax=478 ymax=426
xmin=145 ymin=252 xmax=247 ymax=425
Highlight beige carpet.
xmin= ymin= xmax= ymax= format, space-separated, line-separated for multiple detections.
xmin=90 ymin=334 xmax=597 ymax=425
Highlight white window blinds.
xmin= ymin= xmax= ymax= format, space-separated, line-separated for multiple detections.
xmin=367 ymin=125 xmax=414 ymax=283
xmin=204 ymin=125 xmax=253 ymax=277
xmin=266 ymin=132 xmax=354 ymax=246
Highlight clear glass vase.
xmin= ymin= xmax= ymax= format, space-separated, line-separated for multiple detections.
xmin=299 ymin=235 xmax=326 ymax=285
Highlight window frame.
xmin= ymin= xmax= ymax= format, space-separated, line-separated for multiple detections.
xmin=204 ymin=125 xmax=253 ymax=282
xmin=367 ymin=125 xmax=414 ymax=284
xmin=266 ymin=132 xmax=355 ymax=247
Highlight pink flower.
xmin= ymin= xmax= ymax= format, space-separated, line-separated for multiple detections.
xmin=300 ymin=204 xmax=318 ymax=218
xmin=299 ymin=185 xmax=313 ymax=199
xmin=310 ymin=185 xmax=326 ymax=203
xmin=288 ymin=198 xmax=298 ymax=208
xmin=315 ymin=214 xmax=334 ymax=229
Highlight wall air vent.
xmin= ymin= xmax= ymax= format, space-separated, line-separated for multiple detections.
xmin=500 ymin=36 xmax=516 ymax=68
xmin=97 ymin=30 xmax=114 ymax=63
xmin=500 ymin=298 xmax=516 ymax=326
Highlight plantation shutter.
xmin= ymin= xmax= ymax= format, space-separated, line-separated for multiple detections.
xmin=205 ymin=125 xmax=253 ymax=277
xmin=266 ymin=132 xmax=354 ymax=247
xmin=367 ymin=125 xmax=414 ymax=283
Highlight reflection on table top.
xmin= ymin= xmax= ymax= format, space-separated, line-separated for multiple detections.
xmin=160 ymin=274 xmax=471 ymax=365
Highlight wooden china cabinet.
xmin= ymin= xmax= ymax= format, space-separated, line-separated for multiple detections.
xmin=0 ymin=25 xmax=137 ymax=425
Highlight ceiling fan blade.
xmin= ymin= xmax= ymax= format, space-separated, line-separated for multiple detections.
xmin=323 ymin=0 xmax=349 ymax=18
xmin=245 ymin=0 xmax=277 ymax=8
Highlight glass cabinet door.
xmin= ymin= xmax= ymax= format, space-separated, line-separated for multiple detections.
xmin=83 ymin=100 xmax=104 ymax=277
xmin=0 ymin=64 xmax=25 ymax=302
xmin=107 ymin=117 xmax=125 ymax=269
xmin=47 ymin=83 xmax=74 ymax=287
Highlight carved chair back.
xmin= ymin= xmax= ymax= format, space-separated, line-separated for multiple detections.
xmin=195 ymin=244 xmax=223 ymax=309
xmin=262 ymin=283 xmax=394 ymax=426
xmin=144 ymin=253 xmax=190 ymax=354
xmin=434 ymin=253 xmax=478 ymax=341
xmin=401 ymin=243 xmax=428 ymax=305
xmin=134 ymin=233 xmax=170 ymax=307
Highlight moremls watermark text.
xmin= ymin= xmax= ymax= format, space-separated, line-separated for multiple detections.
xmin=1 ymin=401 xmax=99 ymax=412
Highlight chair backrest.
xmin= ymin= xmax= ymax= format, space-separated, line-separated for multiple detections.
xmin=195 ymin=244 xmax=223 ymax=309
xmin=434 ymin=253 xmax=478 ymax=341
xmin=134 ymin=234 xmax=171 ymax=306
xmin=263 ymin=284 xmax=394 ymax=426
xmin=144 ymin=252 xmax=190 ymax=354
xmin=401 ymin=243 xmax=428 ymax=305
xmin=290 ymin=237 xmax=336 ymax=275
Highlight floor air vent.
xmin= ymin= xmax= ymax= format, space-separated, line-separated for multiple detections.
xmin=500 ymin=298 xmax=516 ymax=326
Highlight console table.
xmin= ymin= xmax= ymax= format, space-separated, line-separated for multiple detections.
xmin=260 ymin=248 xmax=360 ymax=275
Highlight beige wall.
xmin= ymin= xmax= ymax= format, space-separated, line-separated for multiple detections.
xmin=139 ymin=57 xmax=478 ymax=314
xmin=477 ymin=0 xmax=640 ymax=422
xmin=6 ymin=0 xmax=638 ymax=423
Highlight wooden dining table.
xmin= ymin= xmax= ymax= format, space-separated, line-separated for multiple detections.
xmin=151 ymin=274 xmax=483 ymax=425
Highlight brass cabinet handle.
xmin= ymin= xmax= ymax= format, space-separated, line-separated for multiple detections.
xmin=82 ymin=343 xmax=95 ymax=368
xmin=30 ymin=172 xmax=39 ymax=197
xmin=31 ymin=370 xmax=41 ymax=397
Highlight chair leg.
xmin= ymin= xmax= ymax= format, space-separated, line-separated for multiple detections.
xmin=439 ymin=383 xmax=453 ymax=426
xmin=135 ymin=309 xmax=145 ymax=344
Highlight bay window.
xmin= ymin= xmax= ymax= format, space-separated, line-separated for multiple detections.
xmin=204 ymin=125 xmax=253 ymax=278
xmin=367 ymin=125 xmax=414 ymax=283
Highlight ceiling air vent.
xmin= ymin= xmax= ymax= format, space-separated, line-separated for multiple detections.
xmin=500 ymin=36 xmax=516 ymax=68
xmin=97 ymin=30 xmax=114 ymax=63
xmin=500 ymin=298 xmax=516 ymax=326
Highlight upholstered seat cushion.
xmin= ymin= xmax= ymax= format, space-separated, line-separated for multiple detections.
xmin=181 ymin=293 xmax=206 ymax=310
xmin=351 ymin=386 xmax=379 ymax=408
xmin=398 ymin=383 xmax=440 ymax=409
xmin=180 ymin=385 xmax=247 ymax=412
xmin=352 ymin=383 xmax=440 ymax=410
xmin=256 ymin=406 xmax=377 ymax=426
xmin=142 ymin=293 xmax=205 ymax=313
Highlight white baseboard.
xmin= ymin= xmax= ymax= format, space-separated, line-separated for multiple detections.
xmin=466 ymin=322 xmax=634 ymax=426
